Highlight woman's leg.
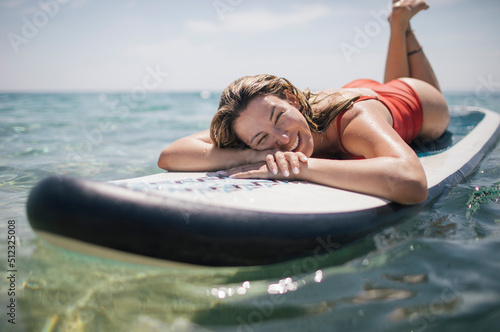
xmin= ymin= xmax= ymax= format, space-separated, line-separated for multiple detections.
xmin=384 ymin=0 xmax=441 ymax=91
xmin=384 ymin=2 xmax=411 ymax=83
xmin=405 ymin=29 xmax=441 ymax=91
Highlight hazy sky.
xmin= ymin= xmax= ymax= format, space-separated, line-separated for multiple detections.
xmin=1 ymin=0 xmax=499 ymax=92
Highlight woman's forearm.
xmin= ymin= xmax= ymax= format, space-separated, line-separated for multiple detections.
xmin=158 ymin=130 xmax=257 ymax=172
xmin=158 ymin=143 xmax=255 ymax=172
xmin=298 ymin=157 xmax=427 ymax=204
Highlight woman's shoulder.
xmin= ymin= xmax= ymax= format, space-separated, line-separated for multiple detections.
xmin=343 ymin=98 xmax=394 ymax=128
xmin=311 ymin=88 xmax=340 ymax=96
xmin=312 ymin=88 xmax=379 ymax=103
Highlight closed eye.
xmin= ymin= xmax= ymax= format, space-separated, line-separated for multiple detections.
xmin=257 ymin=134 xmax=267 ymax=147
xmin=253 ymin=109 xmax=285 ymax=149
xmin=275 ymin=110 xmax=285 ymax=125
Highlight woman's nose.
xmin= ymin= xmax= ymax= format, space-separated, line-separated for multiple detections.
xmin=274 ymin=130 xmax=290 ymax=148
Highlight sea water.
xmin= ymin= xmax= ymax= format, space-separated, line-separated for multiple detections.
xmin=0 ymin=91 xmax=499 ymax=331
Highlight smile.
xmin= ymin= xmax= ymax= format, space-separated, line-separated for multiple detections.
xmin=289 ymin=135 xmax=300 ymax=152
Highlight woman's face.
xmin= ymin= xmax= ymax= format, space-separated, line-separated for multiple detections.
xmin=233 ymin=94 xmax=315 ymax=157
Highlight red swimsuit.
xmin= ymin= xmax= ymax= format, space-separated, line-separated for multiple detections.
xmin=337 ymin=79 xmax=424 ymax=159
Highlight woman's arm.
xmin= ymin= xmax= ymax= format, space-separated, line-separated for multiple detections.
xmin=299 ymin=156 xmax=427 ymax=204
xmin=229 ymin=154 xmax=426 ymax=204
xmin=300 ymin=103 xmax=427 ymax=204
xmin=229 ymin=104 xmax=428 ymax=204
xmin=158 ymin=130 xmax=273 ymax=172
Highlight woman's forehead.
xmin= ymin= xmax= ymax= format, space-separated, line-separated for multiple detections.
xmin=247 ymin=94 xmax=283 ymax=110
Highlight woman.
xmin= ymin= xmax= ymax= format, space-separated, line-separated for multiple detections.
xmin=158 ymin=0 xmax=449 ymax=204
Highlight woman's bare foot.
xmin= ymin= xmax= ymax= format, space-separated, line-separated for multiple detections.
xmin=388 ymin=0 xmax=429 ymax=31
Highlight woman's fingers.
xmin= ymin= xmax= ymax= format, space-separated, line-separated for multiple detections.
xmin=230 ymin=169 xmax=268 ymax=179
xmin=266 ymin=154 xmax=278 ymax=175
xmin=297 ymin=152 xmax=308 ymax=163
xmin=227 ymin=162 xmax=271 ymax=179
xmin=228 ymin=151 xmax=309 ymax=180
xmin=273 ymin=151 xmax=308 ymax=177
xmin=288 ymin=153 xmax=301 ymax=175
xmin=274 ymin=151 xmax=289 ymax=177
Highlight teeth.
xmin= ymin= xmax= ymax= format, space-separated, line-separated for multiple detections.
xmin=289 ymin=136 xmax=300 ymax=151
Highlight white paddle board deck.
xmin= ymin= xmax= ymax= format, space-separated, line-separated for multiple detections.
xmin=27 ymin=107 xmax=500 ymax=266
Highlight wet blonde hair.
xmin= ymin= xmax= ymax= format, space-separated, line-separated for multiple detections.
xmin=210 ymin=74 xmax=361 ymax=149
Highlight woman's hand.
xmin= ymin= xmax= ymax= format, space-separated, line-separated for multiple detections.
xmin=227 ymin=151 xmax=308 ymax=179
xmin=265 ymin=151 xmax=308 ymax=177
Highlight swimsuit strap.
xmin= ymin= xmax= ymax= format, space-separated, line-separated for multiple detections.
xmin=336 ymin=96 xmax=377 ymax=159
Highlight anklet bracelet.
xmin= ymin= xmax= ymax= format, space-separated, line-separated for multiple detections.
xmin=408 ymin=46 xmax=423 ymax=56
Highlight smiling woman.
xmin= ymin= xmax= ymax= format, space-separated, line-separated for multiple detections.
xmin=158 ymin=0 xmax=450 ymax=204
xmin=212 ymin=75 xmax=316 ymax=155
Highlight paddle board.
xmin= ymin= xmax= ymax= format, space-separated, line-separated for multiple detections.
xmin=26 ymin=107 xmax=500 ymax=266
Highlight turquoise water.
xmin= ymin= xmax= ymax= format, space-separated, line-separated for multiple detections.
xmin=1 ymin=91 xmax=499 ymax=331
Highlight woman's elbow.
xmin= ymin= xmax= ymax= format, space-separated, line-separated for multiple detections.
xmin=157 ymin=149 xmax=175 ymax=171
xmin=157 ymin=153 xmax=167 ymax=170
xmin=402 ymin=184 xmax=427 ymax=204
xmin=393 ymin=177 xmax=428 ymax=205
